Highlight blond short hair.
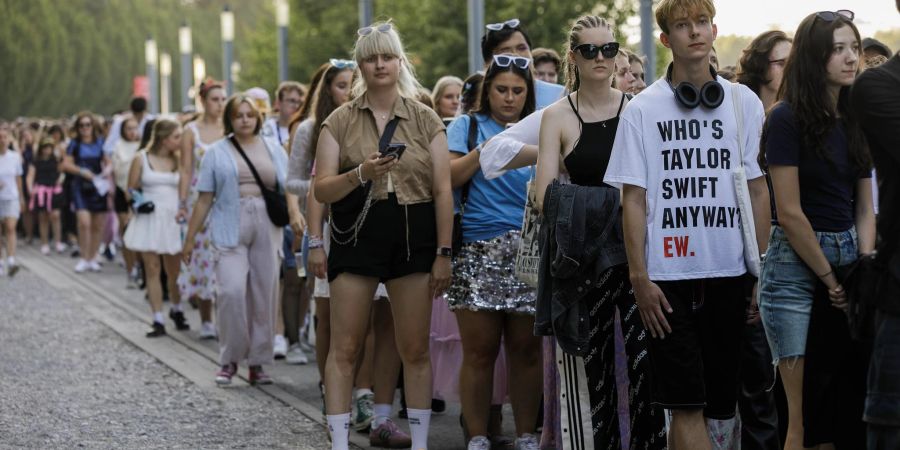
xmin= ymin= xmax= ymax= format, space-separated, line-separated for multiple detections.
xmin=655 ymin=0 xmax=716 ymax=34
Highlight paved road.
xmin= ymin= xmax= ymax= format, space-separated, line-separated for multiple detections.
xmin=4 ymin=246 xmax=507 ymax=449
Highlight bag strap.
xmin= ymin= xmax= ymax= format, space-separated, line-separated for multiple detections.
xmin=229 ymin=136 xmax=277 ymax=193
xmin=379 ymin=116 xmax=401 ymax=153
xmin=459 ymin=113 xmax=478 ymax=209
xmin=731 ymin=83 xmax=745 ymax=168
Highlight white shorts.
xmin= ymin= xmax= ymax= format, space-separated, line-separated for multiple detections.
xmin=0 ymin=199 xmax=21 ymax=220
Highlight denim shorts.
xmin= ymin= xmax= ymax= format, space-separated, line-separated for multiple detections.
xmin=758 ymin=225 xmax=858 ymax=364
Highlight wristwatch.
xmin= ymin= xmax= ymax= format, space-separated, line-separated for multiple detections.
xmin=436 ymin=247 xmax=452 ymax=258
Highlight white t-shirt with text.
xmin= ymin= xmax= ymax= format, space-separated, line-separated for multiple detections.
xmin=604 ymin=77 xmax=765 ymax=281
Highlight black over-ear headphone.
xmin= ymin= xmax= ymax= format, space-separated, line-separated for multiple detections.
xmin=666 ymin=63 xmax=724 ymax=109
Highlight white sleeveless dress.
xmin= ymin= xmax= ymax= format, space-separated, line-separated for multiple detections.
xmin=123 ymin=152 xmax=182 ymax=255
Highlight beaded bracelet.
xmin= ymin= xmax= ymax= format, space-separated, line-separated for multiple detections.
xmin=356 ymin=164 xmax=367 ymax=185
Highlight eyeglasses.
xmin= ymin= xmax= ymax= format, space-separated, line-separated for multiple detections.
xmin=485 ymin=18 xmax=520 ymax=31
xmin=816 ymin=10 xmax=854 ymax=22
xmin=329 ymin=58 xmax=358 ymax=69
xmin=358 ymin=23 xmax=392 ymax=37
xmin=493 ymin=54 xmax=531 ymax=69
xmin=572 ymin=42 xmax=620 ymax=60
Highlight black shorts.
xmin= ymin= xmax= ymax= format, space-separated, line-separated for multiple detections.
xmin=114 ymin=187 xmax=130 ymax=214
xmin=647 ymin=275 xmax=747 ymax=419
xmin=328 ymin=193 xmax=436 ymax=283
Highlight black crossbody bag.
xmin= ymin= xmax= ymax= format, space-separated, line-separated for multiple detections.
xmin=331 ymin=117 xmax=401 ymax=214
xmin=229 ymin=136 xmax=290 ymax=227
xmin=451 ymin=113 xmax=479 ymax=258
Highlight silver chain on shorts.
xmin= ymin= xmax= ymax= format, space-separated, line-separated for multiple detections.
xmin=328 ymin=187 xmax=376 ymax=246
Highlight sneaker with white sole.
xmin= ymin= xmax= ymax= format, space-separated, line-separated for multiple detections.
xmin=285 ymin=343 xmax=309 ymax=365
xmin=199 ymin=322 xmax=217 ymax=340
xmin=369 ymin=418 xmax=411 ymax=448
xmin=354 ymin=392 xmax=375 ymax=432
xmin=215 ymin=363 xmax=238 ymax=385
xmin=74 ymin=259 xmax=90 ymax=273
xmin=273 ymin=335 xmax=288 ymax=359
xmin=88 ymin=259 xmax=102 ymax=272
xmin=55 ymin=242 xmax=67 ymax=254
xmin=468 ymin=436 xmax=491 ymax=450
xmin=513 ymin=433 xmax=539 ymax=450
xmin=40 ymin=245 xmax=50 ymax=255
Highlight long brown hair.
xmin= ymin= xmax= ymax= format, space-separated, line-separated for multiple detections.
xmin=309 ymin=65 xmax=355 ymax=161
xmin=764 ymin=12 xmax=869 ymax=171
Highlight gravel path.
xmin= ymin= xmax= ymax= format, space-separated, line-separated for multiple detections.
xmin=0 ymin=269 xmax=328 ymax=449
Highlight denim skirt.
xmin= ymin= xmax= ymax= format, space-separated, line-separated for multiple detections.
xmin=758 ymin=225 xmax=858 ymax=364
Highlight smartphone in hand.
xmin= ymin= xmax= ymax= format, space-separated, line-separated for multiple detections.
xmin=379 ymin=143 xmax=407 ymax=161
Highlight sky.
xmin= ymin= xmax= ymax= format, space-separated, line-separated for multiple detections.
xmin=712 ymin=0 xmax=897 ymax=37
xmin=624 ymin=0 xmax=898 ymax=42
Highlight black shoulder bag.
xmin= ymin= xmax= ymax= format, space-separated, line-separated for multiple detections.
xmin=229 ymin=137 xmax=290 ymax=227
xmin=330 ymin=117 xmax=401 ymax=215
xmin=451 ymin=113 xmax=478 ymax=258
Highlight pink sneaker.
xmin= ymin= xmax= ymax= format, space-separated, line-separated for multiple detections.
xmin=215 ymin=363 xmax=238 ymax=385
xmin=369 ymin=418 xmax=412 ymax=448
xmin=248 ymin=365 xmax=273 ymax=385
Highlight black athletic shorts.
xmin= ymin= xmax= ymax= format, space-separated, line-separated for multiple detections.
xmin=647 ymin=275 xmax=747 ymax=419
xmin=328 ymin=193 xmax=436 ymax=283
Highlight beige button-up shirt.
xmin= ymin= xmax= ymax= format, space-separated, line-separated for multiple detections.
xmin=321 ymin=95 xmax=445 ymax=205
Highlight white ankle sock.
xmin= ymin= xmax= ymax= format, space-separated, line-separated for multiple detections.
xmin=153 ymin=312 xmax=165 ymax=324
xmin=171 ymin=303 xmax=182 ymax=312
xmin=406 ymin=408 xmax=431 ymax=449
xmin=7 ymin=256 xmax=15 ymax=265
xmin=355 ymin=388 xmax=373 ymax=399
xmin=326 ymin=413 xmax=351 ymax=450
xmin=372 ymin=403 xmax=392 ymax=427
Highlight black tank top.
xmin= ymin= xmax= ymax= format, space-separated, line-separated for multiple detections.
xmin=563 ymin=92 xmax=626 ymax=187
xmin=33 ymin=159 xmax=59 ymax=186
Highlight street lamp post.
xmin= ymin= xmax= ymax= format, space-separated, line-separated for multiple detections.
xmin=179 ymin=22 xmax=193 ymax=111
xmin=358 ymin=0 xmax=373 ymax=28
xmin=467 ymin=0 xmax=484 ymax=74
xmin=145 ymin=37 xmax=159 ymax=115
xmin=640 ymin=0 xmax=656 ymax=83
xmin=221 ymin=5 xmax=235 ymax=94
xmin=160 ymin=53 xmax=172 ymax=114
xmin=276 ymin=0 xmax=289 ymax=82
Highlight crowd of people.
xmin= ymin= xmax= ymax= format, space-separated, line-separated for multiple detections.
xmin=1 ymin=0 xmax=898 ymax=449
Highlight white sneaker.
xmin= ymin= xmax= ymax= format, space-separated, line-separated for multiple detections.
xmin=55 ymin=242 xmax=67 ymax=254
xmin=273 ymin=335 xmax=288 ymax=359
xmin=40 ymin=245 xmax=50 ymax=255
xmin=89 ymin=260 xmax=102 ymax=272
xmin=74 ymin=259 xmax=89 ymax=273
xmin=513 ymin=433 xmax=539 ymax=450
xmin=285 ymin=343 xmax=309 ymax=365
xmin=199 ymin=322 xmax=217 ymax=340
xmin=468 ymin=436 xmax=491 ymax=450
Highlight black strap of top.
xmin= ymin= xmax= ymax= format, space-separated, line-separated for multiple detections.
xmin=615 ymin=92 xmax=626 ymax=117
xmin=566 ymin=94 xmax=585 ymax=125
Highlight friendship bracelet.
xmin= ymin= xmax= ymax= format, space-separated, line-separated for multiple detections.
xmin=356 ymin=164 xmax=367 ymax=185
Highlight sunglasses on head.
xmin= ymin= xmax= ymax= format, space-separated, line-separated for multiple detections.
xmin=486 ymin=18 xmax=520 ymax=31
xmin=816 ymin=9 xmax=854 ymax=22
xmin=358 ymin=23 xmax=392 ymax=37
xmin=329 ymin=58 xmax=357 ymax=69
xmin=572 ymin=42 xmax=620 ymax=60
xmin=493 ymin=54 xmax=531 ymax=69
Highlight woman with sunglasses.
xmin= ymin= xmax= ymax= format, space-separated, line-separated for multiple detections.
xmin=313 ymin=21 xmax=452 ymax=450
xmin=445 ymin=53 xmax=539 ymax=450
xmin=758 ymin=10 xmax=874 ymax=450
xmin=62 ymin=112 xmax=109 ymax=273
xmin=177 ymin=79 xmax=227 ymax=340
xmin=535 ymin=15 xmax=666 ymax=450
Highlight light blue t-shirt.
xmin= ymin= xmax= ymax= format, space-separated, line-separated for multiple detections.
xmin=535 ymin=79 xmax=565 ymax=109
xmin=448 ymin=113 xmax=530 ymax=243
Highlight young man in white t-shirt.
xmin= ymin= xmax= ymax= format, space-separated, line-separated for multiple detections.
xmin=0 ymin=122 xmax=25 ymax=277
xmin=603 ymin=1 xmax=771 ymax=448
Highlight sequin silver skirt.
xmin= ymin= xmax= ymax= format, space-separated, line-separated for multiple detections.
xmin=446 ymin=230 xmax=536 ymax=314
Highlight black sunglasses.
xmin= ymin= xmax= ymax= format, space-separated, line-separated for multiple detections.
xmin=572 ymin=42 xmax=620 ymax=60
xmin=816 ymin=10 xmax=854 ymax=22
